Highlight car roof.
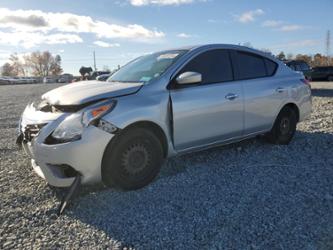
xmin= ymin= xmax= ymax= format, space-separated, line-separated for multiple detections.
xmin=167 ymin=43 xmax=256 ymax=50
xmin=162 ymin=43 xmax=278 ymax=62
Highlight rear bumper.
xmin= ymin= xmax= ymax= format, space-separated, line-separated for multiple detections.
xmin=299 ymin=88 xmax=312 ymax=122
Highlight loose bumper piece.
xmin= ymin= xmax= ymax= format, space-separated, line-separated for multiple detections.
xmin=58 ymin=175 xmax=81 ymax=216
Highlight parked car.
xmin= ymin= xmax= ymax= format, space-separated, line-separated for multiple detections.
xmin=23 ymin=77 xmax=31 ymax=84
xmin=90 ymin=71 xmax=110 ymax=80
xmin=4 ymin=76 xmax=17 ymax=84
xmin=309 ymin=66 xmax=333 ymax=81
xmin=12 ymin=77 xmax=27 ymax=84
xmin=0 ymin=77 xmax=11 ymax=84
xmin=43 ymin=76 xmax=58 ymax=84
xmin=26 ymin=77 xmax=38 ymax=84
xmin=96 ymin=73 xmax=111 ymax=81
xmin=0 ymin=76 xmax=37 ymax=84
xmin=21 ymin=77 xmax=35 ymax=84
xmin=58 ymin=73 xmax=74 ymax=83
xmin=17 ymin=44 xmax=312 ymax=190
xmin=286 ymin=60 xmax=312 ymax=80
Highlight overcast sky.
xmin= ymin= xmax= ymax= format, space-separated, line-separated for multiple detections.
xmin=0 ymin=0 xmax=331 ymax=74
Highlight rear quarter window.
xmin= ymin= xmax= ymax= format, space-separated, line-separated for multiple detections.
xmin=264 ymin=58 xmax=278 ymax=76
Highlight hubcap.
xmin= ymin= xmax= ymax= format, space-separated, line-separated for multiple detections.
xmin=280 ymin=117 xmax=290 ymax=135
xmin=122 ymin=143 xmax=150 ymax=175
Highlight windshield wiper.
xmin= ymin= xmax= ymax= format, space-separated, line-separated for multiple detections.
xmin=108 ymin=80 xmax=144 ymax=83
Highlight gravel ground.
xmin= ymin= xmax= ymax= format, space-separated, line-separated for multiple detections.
xmin=0 ymin=82 xmax=332 ymax=249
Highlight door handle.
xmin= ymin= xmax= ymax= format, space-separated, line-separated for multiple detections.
xmin=225 ymin=93 xmax=238 ymax=100
xmin=276 ymin=87 xmax=286 ymax=93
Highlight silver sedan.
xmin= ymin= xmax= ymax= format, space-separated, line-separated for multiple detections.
xmin=18 ymin=44 xmax=312 ymax=190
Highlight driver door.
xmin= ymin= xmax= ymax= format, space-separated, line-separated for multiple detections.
xmin=169 ymin=49 xmax=244 ymax=151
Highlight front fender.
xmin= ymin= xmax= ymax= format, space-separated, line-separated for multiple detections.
xmin=102 ymin=91 xmax=176 ymax=156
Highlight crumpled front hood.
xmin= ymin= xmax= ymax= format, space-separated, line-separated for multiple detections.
xmin=42 ymin=81 xmax=143 ymax=105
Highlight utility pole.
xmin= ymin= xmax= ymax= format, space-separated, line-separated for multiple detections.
xmin=326 ymin=30 xmax=331 ymax=65
xmin=93 ymin=50 xmax=97 ymax=71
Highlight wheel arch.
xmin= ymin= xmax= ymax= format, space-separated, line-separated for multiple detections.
xmin=113 ymin=120 xmax=169 ymax=158
xmin=269 ymin=102 xmax=300 ymax=131
xmin=283 ymin=103 xmax=300 ymax=122
xmin=101 ymin=120 xmax=167 ymax=189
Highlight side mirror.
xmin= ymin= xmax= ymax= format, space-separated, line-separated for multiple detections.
xmin=176 ymin=71 xmax=202 ymax=85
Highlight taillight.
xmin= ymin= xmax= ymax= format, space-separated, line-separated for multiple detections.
xmin=300 ymin=78 xmax=311 ymax=88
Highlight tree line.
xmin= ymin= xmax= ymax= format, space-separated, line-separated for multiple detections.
xmin=275 ymin=51 xmax=332 ymax=67
xmin=1 ymin=49 xmax=332 ymax=77
xmin=1 ymin=51 xmax=62 ymax=77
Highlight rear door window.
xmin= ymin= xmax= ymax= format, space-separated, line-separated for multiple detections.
xmin=179 ymin=49 xmax=233 ymax=84
xmin=235 ymin=51 xmax=267 ymax=80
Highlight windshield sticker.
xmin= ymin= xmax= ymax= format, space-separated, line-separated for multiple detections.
xmin=140 ymin=76 xmax=152 ymax=82
xmin=157 ymin=53 xmax=179 ymax=60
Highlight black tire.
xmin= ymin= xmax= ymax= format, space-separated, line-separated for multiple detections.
xmin=265 ymin=106 xmax=297 ymax=145
xmin=102 ymin=128 xmax=164 ymax=190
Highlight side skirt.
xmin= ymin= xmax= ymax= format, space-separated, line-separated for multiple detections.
xmin=175 ymin=129 xmax=270 ymax=156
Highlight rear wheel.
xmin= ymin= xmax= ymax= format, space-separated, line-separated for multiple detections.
xmin=102 ymin=128 xmax=164 ymax=190
xmin=265 ymin=106 xmax=297 ymax=145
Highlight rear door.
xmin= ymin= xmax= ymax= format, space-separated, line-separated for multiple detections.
xmin=170 ymin=49 xmax=244 ymax=150
xmin=231 ymin=50 xmax=284 ymax=134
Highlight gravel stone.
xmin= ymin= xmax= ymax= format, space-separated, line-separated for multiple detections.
xmin=0 ymin=82 xmax=332 ymax=249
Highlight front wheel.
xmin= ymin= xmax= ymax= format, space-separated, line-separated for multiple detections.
xmin=265 ymin=106 xmax=297 ymax=145
xmin=102 ymin=128 xmax=164 ymax=190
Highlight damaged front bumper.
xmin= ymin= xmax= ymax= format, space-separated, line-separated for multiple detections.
xmin=18 ymin=103 xmax=114 ymax=187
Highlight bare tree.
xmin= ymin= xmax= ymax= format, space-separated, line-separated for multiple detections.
xmin=1 ymin=63 xmax=15 ymax=76
xmin=276 ymin=51 xmax=286 ymax=61
xmin=24 ymin=51 xmax=63 ymax=77
xmin=9 ymin=53 xmax=26 ymax=76
xmin=295 ymin=54 xmax=312 ymax=65
xmin=286 ymin=53 xmax=294 ymax=60
xmin=50 ymin=55 xmax=62 ymax=75
xmin=0 ymin=54 xmax=25 ymax=76
xmin=313 ymin=53 xmax=325 ymax=67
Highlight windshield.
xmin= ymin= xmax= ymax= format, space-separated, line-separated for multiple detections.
xmin=108 ymin=50 xmax=188 ymax=83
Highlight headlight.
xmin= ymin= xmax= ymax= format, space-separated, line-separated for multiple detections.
xmin=52 ymin=113 xmax=83 ymax=141
xmin=51 ymin=100 xmax=116 ymax=142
